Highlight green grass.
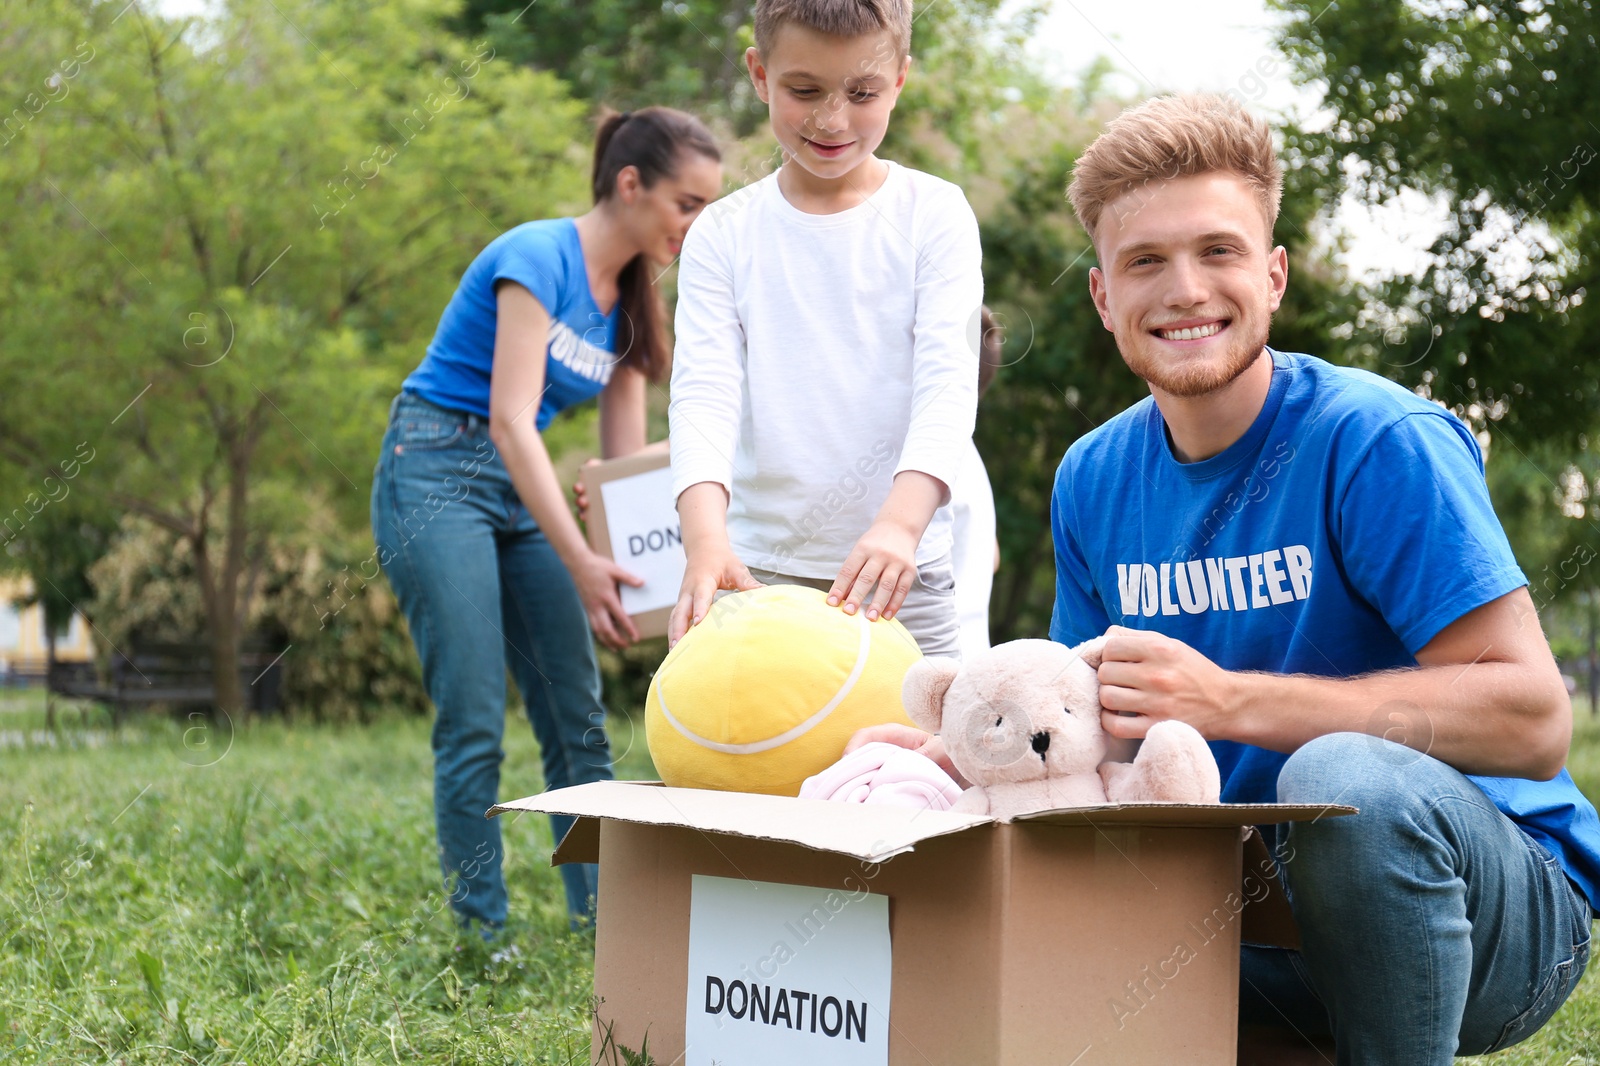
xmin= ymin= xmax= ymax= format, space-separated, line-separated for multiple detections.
xmin=1 ymin=692 xmax=1597 ymax=1063
xmin=0 ymin=691 xmax=658 ymax=1064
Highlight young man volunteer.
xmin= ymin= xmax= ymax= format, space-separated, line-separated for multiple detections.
xmin=860 ymin=94 xmax=1599 ymax=1063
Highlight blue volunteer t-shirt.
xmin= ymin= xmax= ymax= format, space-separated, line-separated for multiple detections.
xmin=1050 ymin=349 xmax=1600 ymax=909
xmin=403 ymin=218 xmax=619 ymax=430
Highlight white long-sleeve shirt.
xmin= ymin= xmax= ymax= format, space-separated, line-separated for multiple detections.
xmin=669 ymin=161 xmax=983 ymax=579
xmin=951 ymin=437 xmax=997 ymax=658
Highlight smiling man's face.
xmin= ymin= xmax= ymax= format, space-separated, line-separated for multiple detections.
xmin=1088 ymin=171 xmax=1288 ymax=399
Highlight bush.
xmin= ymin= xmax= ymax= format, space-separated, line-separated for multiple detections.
xmin=86 ymin=516 xmax=427 ymax=723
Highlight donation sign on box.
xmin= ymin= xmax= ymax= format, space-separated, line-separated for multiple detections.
xmin=579 ymin=449 xmax=685 ymax=639
xmin=684 ymin=874 xmax=892 ymax=1066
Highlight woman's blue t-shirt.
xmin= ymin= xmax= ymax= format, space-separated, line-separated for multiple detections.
xmin=403 ymin=218 xmax=620 ymax=430
xmin=1049 ymin=350 xmax=1600 ymax=910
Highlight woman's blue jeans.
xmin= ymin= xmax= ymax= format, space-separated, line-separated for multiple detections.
xmin=1242 ymin=732 xmax=1593 ymax=1063
xmin=371 ymin=393 xmax=612 ymax=931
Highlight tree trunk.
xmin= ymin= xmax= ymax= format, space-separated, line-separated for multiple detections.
xmin=190 ymin=427 xmax=257 ymax=718
xmin=193 ymin=530 xmax=245 ymax=717
xmin=44 ymin=624 xmax=57 ymax=732
xmin=209 ymin=577 xmax=245 ymax=717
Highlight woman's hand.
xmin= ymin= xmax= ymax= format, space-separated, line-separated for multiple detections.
xmin=575 ymin=442 xmax=669 ymax=521
xmin=668 ymin=545 xmax=763 ymax=647
xmin=573 ymin=458 xmax=600 ymax=522
xmin=572 ymin=550 xmax=645 ymax=650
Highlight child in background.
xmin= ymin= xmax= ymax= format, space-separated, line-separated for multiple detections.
xmin=950 ymin=306 xmax=1004 ymax=659
xmin=668 ymin=0 xmax=983 ymax=657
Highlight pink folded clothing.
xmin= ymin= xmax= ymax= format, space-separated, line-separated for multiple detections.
xmin=798 ymin=741 xmax=965 ymax=811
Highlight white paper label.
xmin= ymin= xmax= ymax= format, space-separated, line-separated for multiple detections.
xmin=684 ymin=874 xmax=892 ymax=1066
xmin=598 ymin=466 xmax=685 ymax=615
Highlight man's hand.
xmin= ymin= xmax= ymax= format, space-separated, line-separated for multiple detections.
xmin=1096 ymin=624 xmax=1239 ymax=740
xmin=844 ymin=724 xmax=971 ymax=789
xmin=668 ymin=546 xmax=763 ymax=646
xmin=828 ymin=519 xmax=920 ymax=622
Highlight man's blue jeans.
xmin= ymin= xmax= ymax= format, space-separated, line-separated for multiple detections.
xmin=1243 ymin=732 xmax=1593 ymax=1063
xmin=371 ymin=393 xmax=612 ymax=931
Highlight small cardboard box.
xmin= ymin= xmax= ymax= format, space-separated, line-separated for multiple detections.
xmin=579 ymin=449 xmax=684 ymax=640
xmin=492 ymin=782 xmax=1354 ymax=1065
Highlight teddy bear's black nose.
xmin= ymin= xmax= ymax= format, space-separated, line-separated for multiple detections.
xmin=1031 ymin=730 xmax=1050 ymax=756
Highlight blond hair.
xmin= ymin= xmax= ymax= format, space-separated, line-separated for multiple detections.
xmin=753 ymin=0 xmax=913 ymax=59
xmin=1067 ymin=94 xmax=1283 ymax=245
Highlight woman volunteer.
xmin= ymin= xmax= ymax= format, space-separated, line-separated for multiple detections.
xmin=371 ymin=108 xmax=721 ymax=933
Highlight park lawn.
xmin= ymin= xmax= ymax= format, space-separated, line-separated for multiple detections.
xmin=1 ymin=693 xmax=1597 ymax=1065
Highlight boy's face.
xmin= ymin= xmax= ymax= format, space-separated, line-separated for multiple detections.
xmin=1088 ymin=171 xmax=1288 ymax=398
xmin=746 ymin=24 xmax=909 ymax=182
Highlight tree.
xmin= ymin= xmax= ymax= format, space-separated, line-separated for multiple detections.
xmin=1272 ymin=0 xmax=1600 ymax=666
xmin=0 ymin=0 xmax=587 ymax=712
xmin=457 ymin=0 xmax=1050 ymax=154
xmin=1272 ymin=0 xmax=1598 ymax=439
xmin=456 ymin=0 xmax=757 ymax=124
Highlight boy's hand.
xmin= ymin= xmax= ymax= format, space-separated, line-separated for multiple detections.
xmin=828 ymin=519 xmax=919 ymax=622
xmin=669 ymin=547 xmax=764 ymax=647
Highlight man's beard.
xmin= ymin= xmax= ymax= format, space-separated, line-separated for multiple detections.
xmin=1117 ymin=317 xmax=1270 ymax=398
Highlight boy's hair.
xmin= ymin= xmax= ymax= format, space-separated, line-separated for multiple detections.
xmin=978 ymin=305 xmax=1002 ymax=398
xmin=753 ymin=0 xmax=913 ymax=60
xmin=1066 ymin=93 xmax=1283 ymax=246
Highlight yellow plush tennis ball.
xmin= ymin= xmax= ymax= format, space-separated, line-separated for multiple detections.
xmin=645 ymin=584 xmax=923 ymax=796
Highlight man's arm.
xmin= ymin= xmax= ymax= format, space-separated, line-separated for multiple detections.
xmin=1096 ymin=586 xmax=1572 ymax=780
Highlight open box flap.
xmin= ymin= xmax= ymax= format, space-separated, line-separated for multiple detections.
xmin=490 ymin=780 xmax=992 ymax=863
xmin=551 ymin=816 xmax=601 ymax=865
xmin=1010 ymin=801 xmax=1358 ymax=829
xmin=491 ymin=781 xmax=1357 ymax=861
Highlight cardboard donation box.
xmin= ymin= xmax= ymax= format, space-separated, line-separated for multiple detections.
xmin=579 ymin=449 xmax=684 ymax=640
xmin=491 ymin=782 xmax=1355 ymax=1065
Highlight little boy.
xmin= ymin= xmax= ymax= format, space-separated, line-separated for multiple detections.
xmin=668 ymin=0 xmax=983 ymax=657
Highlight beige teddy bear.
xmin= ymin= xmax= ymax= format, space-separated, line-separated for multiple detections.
xmin=902 ymin=636 xmax=1221 ymax=818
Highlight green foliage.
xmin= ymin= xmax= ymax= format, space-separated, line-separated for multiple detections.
xmin=85 ymin=514 xmax=429 ymax=722
xmin=1271 ymin=0 xmax=1598 ymax=429
xmin=461 ymin=0 xmax=1051 ymax=157
xmin=1272 ymin=0 xmax=1600 ymax=618
xmin=266 ymin=531 xmax=432 ymax=724
xmin=972 ymin=102 xmax=1142 ymax=640
xmin=460 ymin=0 xmax=758 ymax=127
xmin=0 ymin=0 xmax=590 ymax=702
xmin=1 ymin=500 xmax=120 ymax=639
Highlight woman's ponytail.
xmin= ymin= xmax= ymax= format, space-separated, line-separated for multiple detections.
xmin=591 ymin=106 xmax=719 ymax=384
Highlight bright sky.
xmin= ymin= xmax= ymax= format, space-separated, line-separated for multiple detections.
xmin=1022 ymin=0 xmax=1313 ymax=115
xmin=1018 ymin=0 xmax=1445 ymax=280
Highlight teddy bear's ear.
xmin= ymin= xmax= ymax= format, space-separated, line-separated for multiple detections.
xmin=901 ymin=657 xmax=961 ymax=734
xmin=1071 ymin=635 xmax=1109 ymax=671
